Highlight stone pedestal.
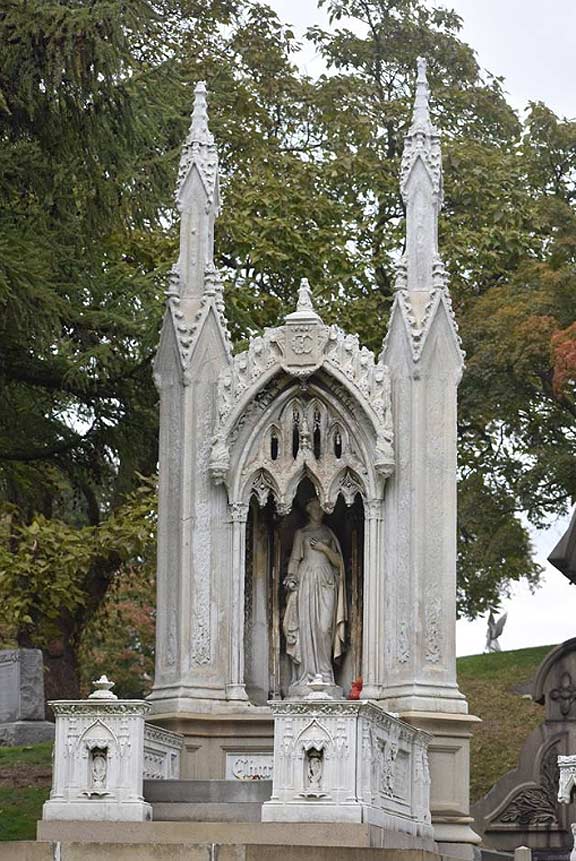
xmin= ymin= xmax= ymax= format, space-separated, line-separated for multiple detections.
xmin=262 ymin=699 xmax=434 ymax=849
xmin=43 ymin=676 xmax=152 ymax=822
xmin=147 ymin=709 xmax=274 ymax=780
xmin=143 ymin=724 xmax=184 ymax=780
xmin=0 ymin=649 xmax=54 ymax=746
xmin=401 ymin=711 xmax=481 ymax=859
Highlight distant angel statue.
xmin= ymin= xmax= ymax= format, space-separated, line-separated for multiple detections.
xmin=485 ymin=610 xmax=507 ymax=653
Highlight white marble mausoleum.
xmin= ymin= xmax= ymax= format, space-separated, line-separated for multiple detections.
xmin=146 ymin=60 xmax=479 ymax=858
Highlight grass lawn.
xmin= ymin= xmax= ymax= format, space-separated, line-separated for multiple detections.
xmin=458 ymin=644 xmax=553 ymax=802
xmin=0 ymin=645 xmax=557 ymax=839
xmin=0 ymin=742 xmax=52 ymax=841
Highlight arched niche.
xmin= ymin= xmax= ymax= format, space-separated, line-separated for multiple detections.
xmin=209 ymin=312 xmax=393 ymax=703
xmin=232 ymin=370 xmax=381 ymax=514
xmin=244 ymin=478 xmax=364 ymax=705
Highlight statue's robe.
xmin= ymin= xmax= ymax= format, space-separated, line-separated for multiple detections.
xmin=285 ymin=524 xmax=347 ymax=684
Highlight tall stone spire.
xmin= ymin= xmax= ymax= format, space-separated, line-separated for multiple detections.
xmin=378 ymin=61 xmax=475 ymax=853
xmin=175 ymin=81 xmax=220 ymax=299
xmin=151 ymin=82 xmax=232 ymax=716
xmin=396 ymin=57 xmax=445 ymax=293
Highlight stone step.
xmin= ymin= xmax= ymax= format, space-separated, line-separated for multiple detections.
xmin=1 ymin=841 xmax=447 ymax=861
xmin=37 ymin=820 xmax=438 ymax=851
xmin=143 ymin=778 xmax=272 ymax=804
xmin=151 ymin=800 xmax=264 ymax=822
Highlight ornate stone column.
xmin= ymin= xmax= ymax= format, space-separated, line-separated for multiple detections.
xmin=361 ymin=498 xmax=385 ymax=699
xmin=227 ymin=502 xmax=249 ymax=701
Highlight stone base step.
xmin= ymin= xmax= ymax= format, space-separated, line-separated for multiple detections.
xmin=1 ymin=842 xmax=450 ymax=861
xmin=143 ymin=778 xmax=272 ymax=803
xmin=143 ymin=779 xmax=272 ymax=821
xmin=152 ymin=801 xmax=264 ymax=822
xmin=37 ymin=820 xmax=436 ymax=851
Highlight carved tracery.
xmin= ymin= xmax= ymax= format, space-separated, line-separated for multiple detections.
xmin=208 ymin=290 xmax=395 ymax=514
xmin=240 ymin=388 xmax=370 ymax=515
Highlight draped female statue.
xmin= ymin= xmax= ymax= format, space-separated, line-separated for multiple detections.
xmin=283 ymin=498 xmax=347 ymax=695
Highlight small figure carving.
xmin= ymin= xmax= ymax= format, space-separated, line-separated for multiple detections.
xmin=90 ymin=747 xmax=108 ymax=792
xmin=283 ymin=498 xmax=347 ymax=694
xmin=296 ymin=278 xmax=315 ymax=313
xmin=307 ymin=748 xmax=323 ymax=790
xmin=299 ymin=747 xmax=326 ymax=798
xmin=485 ymin=610 xmax=507 ymax=653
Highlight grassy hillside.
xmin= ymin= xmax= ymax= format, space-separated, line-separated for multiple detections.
xmin=0 ymin=645 xmax=555 ymax=840
xmin=458 ymin=644 xmax=553 ymax=802
xmin=0 ymin=743 xmax=52 ymax=841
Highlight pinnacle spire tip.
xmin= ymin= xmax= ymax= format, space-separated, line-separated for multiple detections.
xmin=189 ymin=80 xmax=213 ymax=145
xmin=297 ymin=278 xmax=314 ymax=313
xmin=416 ymin=57 xmax=427 ymax=82
xmin=411 ymin=56 xmax=432 ymax=130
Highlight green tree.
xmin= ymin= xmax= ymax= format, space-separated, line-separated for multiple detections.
xmin=205 ymin=0 xmax=576 ymax=613
xmin=0 ymin=0 xmax=189 ymax=695
xmin=1 ymin=0 xmax=575 ymax=695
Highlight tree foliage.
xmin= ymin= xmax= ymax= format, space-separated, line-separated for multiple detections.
xmin=0 ymin=0 xmax=575 ymax=689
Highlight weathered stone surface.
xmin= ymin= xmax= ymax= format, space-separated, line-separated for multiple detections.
xmin=146 ymin=60 xmax=475 ymax=856
xmin=472 ymin=640 xmax=576 ymax=854
xmin=143 ymin=723 xmax=183 ymax=780
xmin=263 ymin=698 xmax=433 ymax=849
xmin=144 ymin=779 xmax=272 ymax=803
xmin=43 ymin=676 xmax=152 ymax=823
xmin=145 ymin=775 xmax=271 ymax=823
xmin=38 ymin=821 xmax=440 ymax=855
xmin=0 ymin=720 xmax=54 ymax=746
xmin=0 ymin=842 xmax=448 ymax=861
xmin=0 ymin=649 xmax=46 ymax=723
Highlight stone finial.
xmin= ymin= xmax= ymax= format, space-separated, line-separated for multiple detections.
xmin=285 ymin=277 xmax=321 ymax=323
xmin=88 ymin=675 xmax=118 ymax=700
xmin=395 ymin=57 xmax=444 ymax=293
xmin=176 ymin=80 xmax=218 ymax=210
xmin=410 ymin=57 xmax=433 ymax=132
xmin=188 ymin=81 xmax=214 ymax=146
xmin=297 ymin=278 xmax=315 ymax=313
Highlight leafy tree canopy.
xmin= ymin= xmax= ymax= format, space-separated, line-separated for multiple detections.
xmin=0 ymin=0 xmax=574 ymax=694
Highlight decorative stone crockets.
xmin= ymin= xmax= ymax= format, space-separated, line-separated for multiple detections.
xmin=209 ymin=278 xmax=395 ymax=515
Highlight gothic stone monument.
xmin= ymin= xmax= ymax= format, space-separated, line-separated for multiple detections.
xmin=472 ymin=639 xmax=576 ymax=857
xmin=147 ymin=63 xmax=479 ymax=858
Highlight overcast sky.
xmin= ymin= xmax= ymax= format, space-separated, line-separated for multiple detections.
xmin=268 ymin=0 xmax=576 ymax=118
xmin=265 ymin=0 xmax=576 ymax=655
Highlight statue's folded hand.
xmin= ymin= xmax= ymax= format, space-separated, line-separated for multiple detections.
xmin=310 ymin=538 xmax=330 ymax=554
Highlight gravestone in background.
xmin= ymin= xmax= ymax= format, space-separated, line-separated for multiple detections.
xmin=0 ymin=649 xmax=54 ymax=745
xmin=472 ymin=639 xmax=576 ymax=859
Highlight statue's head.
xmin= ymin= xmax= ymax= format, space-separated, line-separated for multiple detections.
xmin=305 ymin=498 xmax=323 ymax=522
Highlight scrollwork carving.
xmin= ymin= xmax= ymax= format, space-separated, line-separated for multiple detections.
xmin=497 ymin=742 xmax=559 ymax=827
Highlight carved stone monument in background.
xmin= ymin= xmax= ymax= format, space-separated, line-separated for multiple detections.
xmin=473 ymin=639 xmax=576 ymax=857
xmin=146 ymin=63 xmax=479 ymax=858
xmin=0 ymin=648 xmax=54 ymax=745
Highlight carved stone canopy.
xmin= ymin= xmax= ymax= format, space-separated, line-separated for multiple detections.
xmin=209 ymin=281 xmax=394 ymax=514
